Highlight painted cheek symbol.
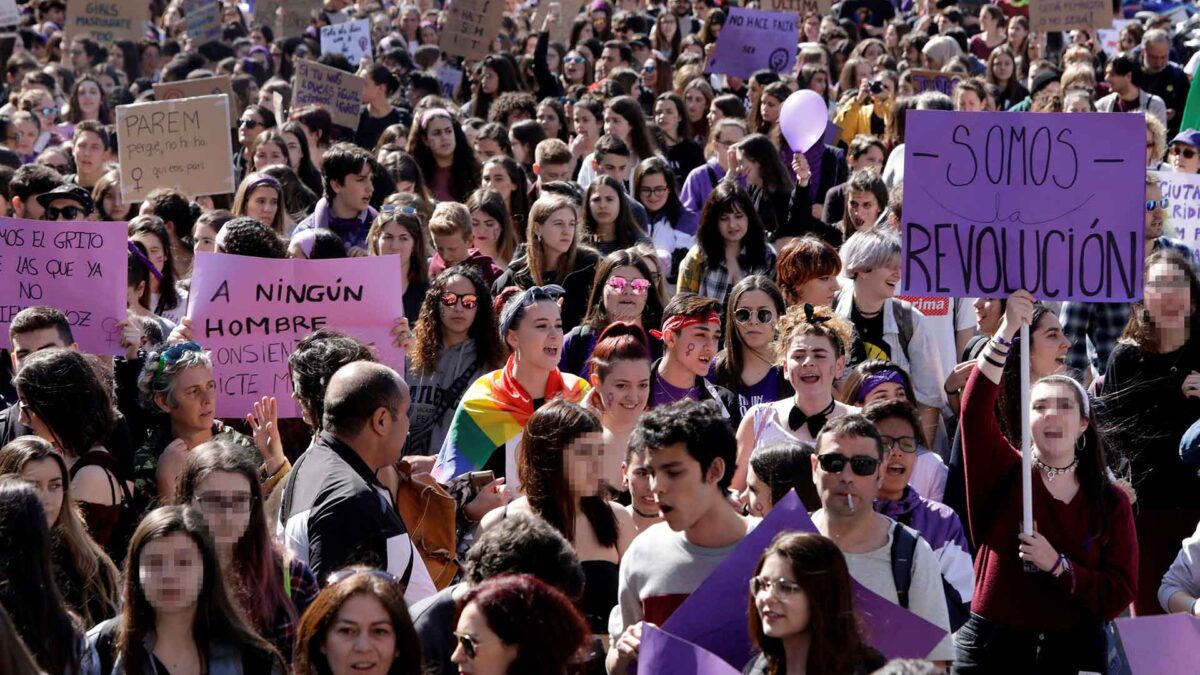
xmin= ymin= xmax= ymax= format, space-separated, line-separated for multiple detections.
xmin=685 ymin=342 xmax=696 ymax=357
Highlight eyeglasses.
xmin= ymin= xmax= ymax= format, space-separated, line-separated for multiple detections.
xmin=454 ymin=632 xmax=489 ymax=659
xmin=750 ymin=575 xmax=803 ymax=599
xmin=326 ymin=568 xmax=400 ymax=586
xmin=642 ymin=64 xmax=655 ymax=73
xmin=194 ymin=492 xmax=254 ymax=513
xmin=1171 ymin=145 xmax=1197 ymax=160
xmin=734 ymin=307 xmax=775 ymax=324
xmin=607 ymin=276 xmax=651 ymax=294
xmin=381 ymin=203 xmax=419 ymax=217
xmin=1147 ymin=198 xmax=1170 ymax=211
xmin=440 ymin=291 xmax=478 ymax=309
xmin=639 ymin=185 xmax=669 ymax=197
xmin=816 ymin=452 xmax=881 ymax=476
xmin=880 ymin=434 xmax=918 ymax=454
xmin=239 ymin=118 xmax=263 ymax=129
xmin=45 ymin=205 xmax=88 ymax=221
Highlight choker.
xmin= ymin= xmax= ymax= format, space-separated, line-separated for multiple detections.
xmin=1033 ymin=455 xmax=1078 ymax=482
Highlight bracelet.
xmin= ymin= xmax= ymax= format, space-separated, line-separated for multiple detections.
xmin=1049 ymin=554 xmax=1064 ymax=576
xmin=987 ymin=340 xmax=1010 ymax=355
xmin=993 ymin=334 xmax=1014 ymax=348
xmin=983 ymin=353 xmax=1005 ymax=369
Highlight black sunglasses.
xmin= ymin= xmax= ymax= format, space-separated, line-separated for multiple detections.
xmin=45 ymin=205 xmax=88 ymax=221
xmin=453 ymin=632 xmax=489 ymax=659
xmin=734 ymin=308 xmax=774 ymax=324
xmin=817 ymin=452 xmax=880 ymax=476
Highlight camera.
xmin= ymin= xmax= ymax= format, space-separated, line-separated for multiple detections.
xmin=868 ymin=80 xmax=884 ymax=95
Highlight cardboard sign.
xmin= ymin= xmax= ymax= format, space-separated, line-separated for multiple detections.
xmin=116 ymin=95 xmax=235 ymax=202
xmin=187 ymin=253 xmax=406 ymax=418
xmin=662 ymin=491 xmax=948 ymax=668
xmin=1111 ymin=614 xmax=1200 ymax=675
xmin=910 ymin=69 xmax=963 ymax=97
xmin=710 ymin=8 xmax=797 ymax=80
xmin=0 ymin=218 xmax=128 ymax=356
xmin=902 ymin=111 xmax=1144 ymax=302
xmin=320 ymin=18 xmax=372 ymax=65
xmin=64 ymin=0 xmax=149 ymax=43
xmin=440 ymin=0 xmax=505 ymax=61
xmin=765 ymin=0 xmax=831 ymax=16
xmin=154 ymin=75 xmax=238 ymax=128
xmin=531 ymin=0 xmax=584 ymax=46
xmin=1030 ymin=0 xmax=1110 ymax=33
xmin=256 ymin=0 xmax=313 ymax=39
xmin=292 ymin=59 xmax=365 ymax=130
xmin=1152 ymin=170 xmax=1200 ymax=264
xmin=637 ymin=626 xmax=740 ymax=675
xmin=0 ymin=0 xmax=20 ymax=27
xmin=183 ymin=0 xmax=223 ymax=43
xmin=436 ymin=63 xmax=463 ymax=100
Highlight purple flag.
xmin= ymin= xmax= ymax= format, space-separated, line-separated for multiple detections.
xmin=1113 ymin=614 xmax=1200 ymax=674
xmin=903 ymin=111 xmax=1144 ymax=302
xmin=637 ymin=625 xmax=741 ymax=675
xmin=662 ymin=491 xmax=947 ymax=669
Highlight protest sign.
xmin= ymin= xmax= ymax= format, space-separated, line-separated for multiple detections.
xmin=440 ymin=0 xmax=505 ymax=61
xmin=292 ymin=59 xmax=365 ymax=130
xmin=0 ymin=0 xmax=20 ymax=27
xmin=910 ymin=69 xmax=963 ymax=97
xmin=765 ymin=0 xmax=831 ymax=15
xmin=154 ymin=75 xmax=238 ymax=127
xmin=182 ymin=0 xmax=223 ymax=43
xmin=1111 ymin=614 xmax=1200 ymax=675
xmin=709 ymin=8 xmax=797 ymax=80
xmin=1029 ymin=0 xmax=1109 ymax=32
xmin=902 ymin=111 xmax=1144 ymax=302
xmin=532 ymin=0 xmax=584 ymax=46
xmin=64 ymin=0 xmax=149 ymax=43
xmin=321 ymin=19 xmax=372 ymax=65
xmin=116 ymin=95 xmax=235 ymax=202
xmin=637 ymin=626 xmax=740 ymax=675
xmin=187 ymin=253 xmax=406 ymax=418
xmin=436 ymin=63 xmax=463 ymax=100
xmin=256 ymin=0 xmax=313 ymax=39
xmin=663 ymin=491 xmax=948 ymax=667
xmin=1152 ymin=170 xmax=1200 ymax=263
xmin=0 ymin=218 xmax=128 ymax=356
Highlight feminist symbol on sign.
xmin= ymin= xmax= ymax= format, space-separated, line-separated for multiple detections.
xmin=131 ymin=167 xmax=144 ymax=191
xmin=768 ymin=48 xmax=789 ymax=73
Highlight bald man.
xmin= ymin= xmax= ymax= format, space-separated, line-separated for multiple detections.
xmin=276 ymin=361 xmax=437 ymax=602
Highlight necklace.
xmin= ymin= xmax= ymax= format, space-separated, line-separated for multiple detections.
xmin=1033 ymin=455 xmax=1079 ymax=482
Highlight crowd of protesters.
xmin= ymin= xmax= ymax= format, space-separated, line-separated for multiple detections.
xmin=1 ymin=0 xmax=1200 ymax=673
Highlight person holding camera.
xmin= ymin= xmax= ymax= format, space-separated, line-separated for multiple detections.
xmin=835 ymin=71 xmax=899 ymax=149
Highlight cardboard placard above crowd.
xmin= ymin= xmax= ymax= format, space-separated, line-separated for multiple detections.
xmin=765 ymin=0 xmax=832 ymax=17
xmin=320 ymin=19 xmax=373 ymax=66
xmin=255 ymin=0 xmax=314 ymax=40
xmin=187 ymin=253 xmax=406 ymax=418
xmin=183 ymin=0 xmax=223 ymax=43
xmin=116 ymin=95 xmax=236 ymax=203
xmin=0 ymin=0 xmax=20 ymax=28
xmin=1029 ymin=0 xmax=1110 ymax=33
xmin=909 ymin=69 xmax=963 ymax=97
xmin=531 ymin=0 xmax=585 ymax=46
xmin=1152 ymin=170 xmax=1200 ymax=264
xmin=902 ymin=111 xmax=1144 ymax=303
xmin=153 ymin=75 xmax=238 ymax=128
xmin=64 ymin=0 xmax=149 ymax=43
xmin=0 ymin=218 xmax=128 ymax=356
xmin=709 ymin=7 xmax=797 ymax=80
xmin=291 ymin=59 xmax=366 ymax=131
xmin=440 ymin=0 xmax=506 ymax=61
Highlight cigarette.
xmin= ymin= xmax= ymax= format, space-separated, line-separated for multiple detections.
xmin=846 ymin=493 xmax=854 ymax=512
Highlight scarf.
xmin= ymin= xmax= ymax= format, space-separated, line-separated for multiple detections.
xmin=431 ymin=355 xmax=590 ymax=483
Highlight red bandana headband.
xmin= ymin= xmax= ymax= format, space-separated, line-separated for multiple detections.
xmin=650 ymin=311 xmax=721 ymax=340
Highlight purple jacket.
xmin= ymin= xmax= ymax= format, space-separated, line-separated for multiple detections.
xmin=876 ymin=486 xmax=975 ymax=605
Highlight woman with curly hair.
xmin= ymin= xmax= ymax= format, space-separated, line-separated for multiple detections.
xmin=406 ymin=267 xmax=505 ymax=457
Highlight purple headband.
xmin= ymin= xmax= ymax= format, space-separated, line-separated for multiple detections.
xmin=420 ymin=107 xmax=452 ymax=128
xmin=242 ymin=174 xmax=281 ymax=195
xmin=127 ymin=241 xmax=164 ymax=281
xmin=853 ymin=369 xmax=910 ymax=404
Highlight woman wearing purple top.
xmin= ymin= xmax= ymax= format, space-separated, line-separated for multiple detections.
xmin=679 ymin=118 xmax=747 ymax=217
xmin=711 ymin=276 xmax=793 ymax=416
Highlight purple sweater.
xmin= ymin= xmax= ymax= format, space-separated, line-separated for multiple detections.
xmin=875 ymin=486 xmax=975 ymax=605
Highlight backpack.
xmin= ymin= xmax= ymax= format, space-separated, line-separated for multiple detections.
xmin=889 ymin=522 xmax=970 ymax=631
xmin=891 ymin=300 xmax=914 ymax=363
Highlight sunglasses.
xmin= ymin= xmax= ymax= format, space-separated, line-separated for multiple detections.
xmin=1147 ymin=198 xmax=1170 ymax=211
xmin=642 ymin=64 xmax=655 ymax=73
xmin=440 ymin=291 xmax=478 ymax=309
xmin=564 ymin=55 xmax=586 ymax=65
xmin=880 ymin=434 xmax=918 ymax=454
xmin=817 ymin=452 xmax=881 ymax=476
xmin=45 ymin=205 xmax=88 ymax=220
xmin=381 ymin=203 xmax=419 ymax=216
xmin=326 ymin=568 xmax=400 ymax=586
xmin=239 ymin=118 xmax=263 ymax=129
xmin=734 ymin=307 xmax=774 ymax=324
xmin=1171 ymin=145 xmax=1197 ymax=160
xmin=607 ymin=276 xmax=650 ymax=294
xmin=454 ymin=632 xmax=490 ymax=659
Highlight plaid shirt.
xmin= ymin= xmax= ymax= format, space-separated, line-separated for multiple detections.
xmin=676 ymin=245 xmax=777 ymax=305
xmin=1061 ymin=236 xmax=1193 ymax=373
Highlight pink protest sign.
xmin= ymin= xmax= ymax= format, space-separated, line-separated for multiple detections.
xmin=187 ymin=253 xmax=405 ymax=418
xmin=0 ymin=217 xmax=127 ymax=356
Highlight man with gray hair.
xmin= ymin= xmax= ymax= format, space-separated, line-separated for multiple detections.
xmin=1140 ymin=28 xmax=1189 ymax=135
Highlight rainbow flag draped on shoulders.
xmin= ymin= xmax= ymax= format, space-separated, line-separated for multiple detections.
xmin=431 ymin=355 xmax=590 ymax=486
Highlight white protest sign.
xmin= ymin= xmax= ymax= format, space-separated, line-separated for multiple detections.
xmin=321 ymin=19 xmax=372 ymax=65
xmin=116 ymin=95 xmax=235 ymax=202
xmin=291 ymin=59 xmax=365 ymax=130
xmin=1153 ymin=170 xmax=1200 ymax=264
xmin=436 ymin=63 xmax=463 ymax=100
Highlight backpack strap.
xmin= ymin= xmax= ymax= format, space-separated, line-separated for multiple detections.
xmin=889 ymin=522 xmax=919 ymax=610
xmin=93 ymin=618 xmax=121 ymax=674
xmin=891 ymin=299 xmax=914 ymax=363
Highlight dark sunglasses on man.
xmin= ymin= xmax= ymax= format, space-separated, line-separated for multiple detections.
xmin=45 ymin=204 xmax=89 ymax=221
xmin=816 ymin=452 xmax=881 ymax=476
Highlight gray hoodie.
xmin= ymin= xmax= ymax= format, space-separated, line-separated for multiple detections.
xmin=405 ymin=339 xmax=484 ymax=456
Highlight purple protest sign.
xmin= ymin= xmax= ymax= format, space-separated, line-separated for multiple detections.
xmin=903 ymin=111 xmax=1144 ymax=302
xmin=0 ymin=217 xmax=127 ymax=356
xmin=662 ymin=491 xmax=947 ymax=668
xmin=187 ymin=253 xmax=405 ymax=418
xmin=1113 ymin=614 xmax=1200 ymax=675
xmin=709 ymin=8 xmax=797 ymax=80
xmin=638 ymin=625 xmax=741 ymax=675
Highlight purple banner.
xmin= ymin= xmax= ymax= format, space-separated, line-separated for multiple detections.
xmin=1113 ymin=614 xmax=1200 ymax=675
xmin=637 ymin=625 xmax=740 ymax=675
xmin=709 ymin=8 xmax=797 ymax=80
xmin=903 ymin=111 xmax=1144 ymax=302
xmin=662 ymin=491 xmax=946 ymax=669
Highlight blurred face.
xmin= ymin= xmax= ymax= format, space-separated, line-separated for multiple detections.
xmin=535 ymin=206 xmax=577 ymax=257
xmin=743 ymin=465 xmax=771 ymax=517
xmin=654 ymin=99 xmax=681 ymax=138
xmin=876 ymin=416 xmax=918 ymax=497
xmin=481 ymin=163 xmax=513 ymax=195
xmin=474 ymin=138 xmax=503 ymax=165
xmin=1144 ymin=41 xmax=1169 ymax=74
xmin=603 ymin=109 xmax=631 ymax=142
xmin=753 ymin=553 xmax=810 ymax=638
xmin=599 ymin=47 xmax=624 ymax=79
xmin=506 ymin=300 xmax=563 ymax=371
xmin=1030 ymin=381 xmax=1086 ymax=457
xmin=470 ymin=209 xmax=502 ymax=255
xmin=572 ymin=107 xmax=600 ymax=142
xmin=589 ymin=183 xmax=621 ymax=225
xmin=622 ymin=450 xmax=657 ymax=515
xmin=850 ymin=146 xmax=885 ymax=174
xmin=193 ymin=222 xmax=218 ymax=254
xmin=564 ymin=51 xmax=588 ymax=82
xmin=537 ymin=161 xmax=572 ymax=184
xmin=566 ymin=430 xmax=606 ymax=495
xmin=1146 ymin=182 xmax=1167 ymax=239
xmin=712 ymin=126 xmax=745 ymax=165
xmin=596 ymin=153 xmax=629 ymax=181
xmin=20 ymin=457 xmax=64 ymax=527
xmin=637 ymin=171 xmax=670 ymax=212
xmin=10 ymin=327 xmax=69 ymax=372
xmin=253 ymin=141 xmax=287 ymax=170
xmin=191 ymin=470 xmax=253 ymax=549
xmin=138 ymin=532 xmax=204 ymax=614
xmin=8 ymin=119 xmax=37 ymax=154
xmin=244 ymin=185 xmax=279 ymax=226
xmin=813 ymin=433 xmax=882 ymax=516
xmin=433 ymin=232 xmax=471 ymax=266
xmin=734 ymin=290 xmax=777 ymax=351
xmin=785 ymin=333 xmax=842 ymax=395
xmin=451 ymin=601 xmax=516 ymax=675
xmin=602 ymin=265 xmax=649 ymax=321
xmin=479 ymin=67 xmax=499 ymax=95
xmin=991 ymin=53 xmax=1014 ymax=81
xmin=377 ymin=222 xmax=415 ymax=276
xmin=667 ymin=323 xmax=718 ymax=377
xmin=854 ymin=255 xmax=901 ymax=302
xmin=760 ymin=95 xmax=781 ymax=124
xmin=735 ymin=150 xmax=760 ymax=185
xmin=163 ymin=365 xmax=217 ymax=434
xmin=792 ymin=271 xmax=840 ymax=308
xmin=1145 ymin=260 xmax=1192 ymax=330
xmin=1170 ymin=143 xmax=1200 ymax=174
xmin=973 ymin=297 xmax=1003 ymax=334
xmin=131 ymin=233 xmax=166 ymax=273
xmin=536 ymin=104 xmax=561 ymax=138
xmin=684 ymin=88 xmax=707 ymax=122
xmin=1030 ymin=313 xmax=1070 ymax=378
xmin=1105 ymin=65 xmax=1131 ymax=94
xmin=77 ymin=80 xmax=103 ymax=115
xmin=847 ymin=190 xmax=881 ymax=230
xmin=956 ymin=89 xmax=983 ymax=112
xmin=718 ymin=202 xmax=749 ymax=244
xmin=72 ymin=129 xmax=105 ymax=176
xmin=322 ymin=593 xmax=398 ymax=675
xmin=647 ymin=441 xmax=720 ymax=531
xmin=424 ymin=117 xmax=457 ymax=160
xmin=282 ymin=131 xmax=304 ymax=169
xmin=596 ymin=358 xmax=650 ymax=425
xmin=238 ymin=110 xmax=265 ymax=146
xmin=333 ymin=165 xmax=374 ymax=212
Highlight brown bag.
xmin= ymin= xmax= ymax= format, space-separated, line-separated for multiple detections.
xmin=391 ymin=459 xmax=459 ymax=589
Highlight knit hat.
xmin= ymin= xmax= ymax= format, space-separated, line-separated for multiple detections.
xmin=1030 ymin=68 xmax=1062 ymax=97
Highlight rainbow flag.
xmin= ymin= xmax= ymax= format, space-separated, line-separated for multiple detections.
xmin=431 ymin=355 xmax=590 ymax=485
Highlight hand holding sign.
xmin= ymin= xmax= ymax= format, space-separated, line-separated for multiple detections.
xmin=779 ymin=90 xmax=827 ymax=153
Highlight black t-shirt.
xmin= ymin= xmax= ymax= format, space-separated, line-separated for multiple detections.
xmin=850 ymin=303 xmax=891 ymax=364
xmin=836 ymin=0 xmax=896 ymax=27
xmin=355 ymin=106 xmax=405 ymax=150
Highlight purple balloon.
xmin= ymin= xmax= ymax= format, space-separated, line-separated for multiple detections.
xmin=779 ymin=89 xmax=829 ymax=153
